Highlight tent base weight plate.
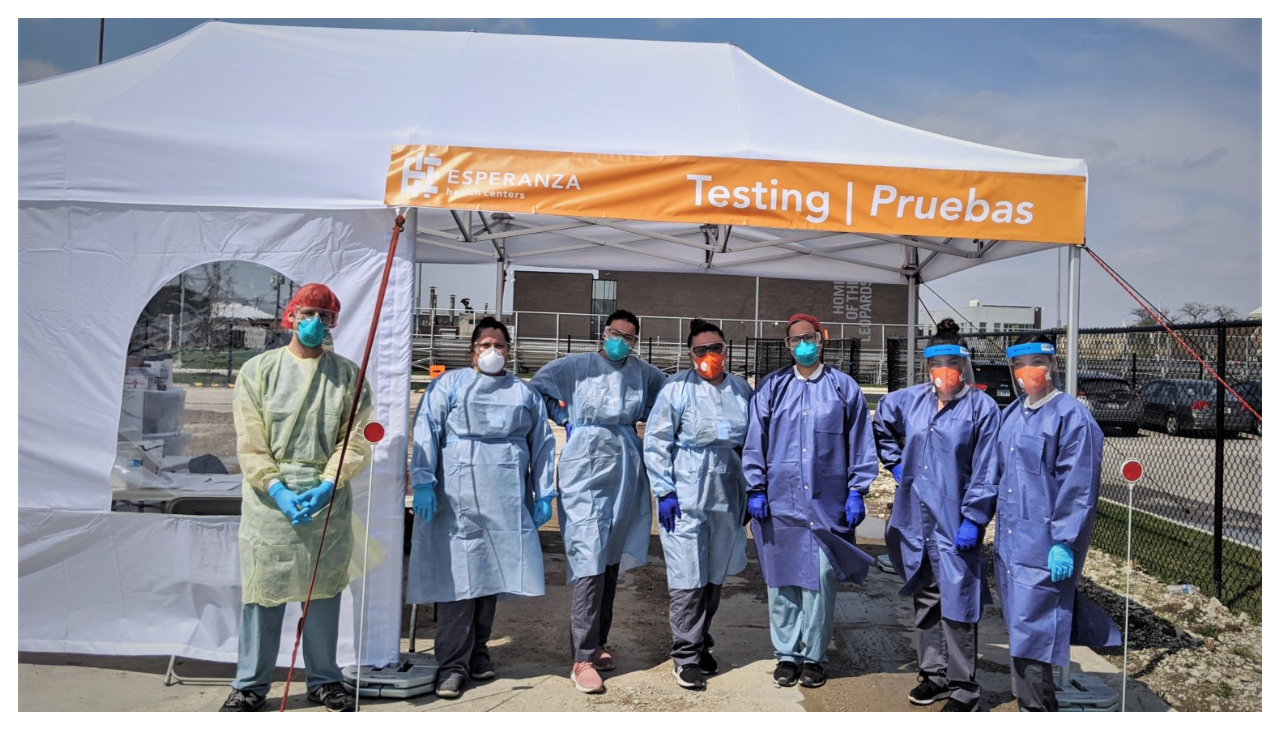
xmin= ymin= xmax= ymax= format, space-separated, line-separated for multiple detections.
xmin=342 ymin=653 xmax=437 ymax=699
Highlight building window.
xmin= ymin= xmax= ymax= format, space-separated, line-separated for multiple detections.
xmin=591 ymin=279 xmax=618 ymax=338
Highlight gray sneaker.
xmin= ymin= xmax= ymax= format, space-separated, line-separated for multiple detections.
xmin=435 ymin=673 xmax=466 ymax=700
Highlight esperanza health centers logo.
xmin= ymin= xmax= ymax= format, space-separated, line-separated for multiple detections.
xmin=400 ymin=150 xmax=443 ymax=201
xmin=399 ymin=148 xmax=583 ymax=203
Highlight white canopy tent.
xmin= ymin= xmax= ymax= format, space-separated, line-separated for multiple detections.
xmin=19 ymin=22 xmax=1086 ymax=667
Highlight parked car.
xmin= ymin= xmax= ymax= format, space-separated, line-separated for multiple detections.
xmin=1139 ymin=379 xmax=1253 ymax=437
xmin=970 ymin=358 xmax=1016 ymax=407
xmin=1232 ymin=380 xmax=1262 ymax=435
xmin=1077 ymin=372 xmax=1142 ymax=436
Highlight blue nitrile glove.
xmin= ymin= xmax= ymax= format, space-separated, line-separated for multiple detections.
xmin=533 ymin=496 xmax=555 ymax=528
xmin=747 ymin=491 xmax=770 ymax=521
xmin=564 ymin=422 xmax=573 ymax=442
xmin=844 ymin=490 xmax=866 ymax=528
xmin=1048 ymin=542 xmax=1075 ymax=582
xmin=955 ymin=519 xmax=980 ymax=551
xmin=891 ymin=463 xmax=903 ymax=484
xmin=412 ymin=484 xmax=437 ymax=524
xmin=268 ymin=482 xmax=311 ymax=525
xmin=297 ymin=480 xmax=334 ymax=517
xmin=658 ymin=492 xmax=681 ymax=533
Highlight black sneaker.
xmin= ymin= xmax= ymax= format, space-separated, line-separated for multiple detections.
xmin=673 ymin=663 xmax=707 ymax=690
xmin=907 ymin=676 xmax=951 ymax=705
xmin=773 ymin=660 xmax=800 ymax=687
xmin=435 ymin=673 xmax=466 ymax=700
xmin=799 ymin=662 xmax=826 ymax=688
xmin=469 ymin=655 xmax=496 ymax=681
xmin=219 ymin=688 xmax=266 ymax=712
xmin=306 ymin=681 xmax=355 ymax=712
xmin=696 ymin=650 xmax=719 ymax=676
xmin=941 ymin=697 xmax=979 ymax=712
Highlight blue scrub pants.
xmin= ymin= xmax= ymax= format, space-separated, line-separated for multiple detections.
xmin=231 ymin=595 xmax=343 ymax=695
xmin=767 ymin=548 xmax=837 ymax=666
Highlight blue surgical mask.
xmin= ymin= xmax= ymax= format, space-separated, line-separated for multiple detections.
xmin=792 ymin=340 xmax=820 ymax=367
xmin=296 ymin=316 xmax=328 ymax=348
xmin=603 ymin=337 xmax=632 ymax=362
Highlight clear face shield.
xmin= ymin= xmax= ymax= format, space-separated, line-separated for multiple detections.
xmin=923 ymin=345 xmax=975 ymax=402
xmin=1005 ymin=342 xmax=1061 ymax=403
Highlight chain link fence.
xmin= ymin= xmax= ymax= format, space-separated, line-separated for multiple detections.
xmin=887 ymin=320 xmax=1262 ymax=619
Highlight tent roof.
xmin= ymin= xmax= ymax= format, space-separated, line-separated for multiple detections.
xmin=19 ymin=21 xmax=1087 ymax=284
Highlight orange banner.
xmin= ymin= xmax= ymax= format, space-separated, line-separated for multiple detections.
xmin=385 ymin=145 xmax=1086 ymax=244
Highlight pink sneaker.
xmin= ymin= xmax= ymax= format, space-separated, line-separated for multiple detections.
xmin=591 ymin=647 xmax=615 ymax=672
xmin=571 ymin=661 xmax=605 ymax=694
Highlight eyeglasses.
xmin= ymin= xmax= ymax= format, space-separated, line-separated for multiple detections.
xmin=296 ymin=308 xmax=338 ymax=328
xmin=784 ymin=333 xmax=820 ymax=347
xmin=474 ymin=341 xmax=510 ymax=353
xmin=690 ymin=343 xmax=725 ymax=358
xmin=603 ymin=327 xmax=639 ymax=346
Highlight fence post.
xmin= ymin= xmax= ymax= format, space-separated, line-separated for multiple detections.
xmin=567 ymin=334 xmax=572 ymax=354
xmin=226 ymin=321 xmax=234 ymax=383
xmin=648 ymin=336 xmax=654 ymax=362
xmin=1213 ymin=322 xmax=1226 ymax=600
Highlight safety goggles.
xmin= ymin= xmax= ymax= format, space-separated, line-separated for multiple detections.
xmin=784 ymin=332 xmax=820 ymax=348
xmin=603 ymin=327 xmax=639 ymax=346
xmin=690 ymin=342 xmax=725 ymax=358
xmin=296 ymin=308 xmax=338 ymax=328
xmin=474 ymin=341 xmax=511 ymax=352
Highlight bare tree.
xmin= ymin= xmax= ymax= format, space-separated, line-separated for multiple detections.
xmin=1212 ymin=304 xmax=1239 ymax=321
xmin=1177 ymin=302 xmax=1214 ymax=323
xmin=1128 ymin=305 xmax=1177 ymax=326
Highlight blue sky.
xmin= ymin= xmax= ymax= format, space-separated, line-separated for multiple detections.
xmin=18 ymin=18 xmax=1263 ymax=326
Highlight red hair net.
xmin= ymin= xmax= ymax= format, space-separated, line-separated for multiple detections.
xmin=786 ymin=313 xmax=822 ymax=335
xmin=281 ymin=283 xmax=341 ymax=329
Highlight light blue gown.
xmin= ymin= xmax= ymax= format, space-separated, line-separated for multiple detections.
xmin=406 ymin=368 xmax=556 ymax=603
xmin=530 ymin=352 xmax=668 ymax=581
xmin=643 ymin=368 xmax=752 ymax=590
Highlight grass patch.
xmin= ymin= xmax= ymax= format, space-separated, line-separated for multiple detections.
xmin=1214 ymin=683 xmax=1234 ymax=700
xmin=1192 ymin=623 xmax=1223 ymax=640
xmin=1230 ymin=647 xmax=1260 ymax=663
xmin=1092 ymin=500 xmax=1261 ymax=623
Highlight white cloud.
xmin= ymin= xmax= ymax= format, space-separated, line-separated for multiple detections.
xmin=1113 ymin=19 xmax=1261 ymax=71
xmin=18 ymin=58 xmax=64 ymax=83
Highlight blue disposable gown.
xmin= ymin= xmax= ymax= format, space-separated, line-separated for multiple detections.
xmin=643 ymin=369 xmax=753 ymax=590
xmin=406 ymin=368 xmax=556 ymax=604
xmin=530 ymin=352 xmax=668 ymax=581
xmin=980 ymin=392 xmax=1121 ymax=665
xmin=742 ymin=366 xmax=879 ymax=590
xmin=872 ymin=383 xmax=1001 ymax=623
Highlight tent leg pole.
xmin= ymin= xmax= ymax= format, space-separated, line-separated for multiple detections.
xmin=494 ymin=255 xmax=506 ymax=318
xmin=1065 ymin=246 xmax=1082 ymax=395
xmin=906 ymin=275 xmax=918 ymax=385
